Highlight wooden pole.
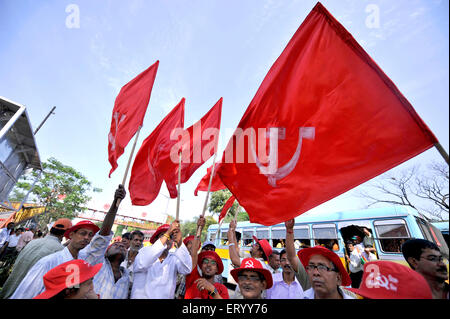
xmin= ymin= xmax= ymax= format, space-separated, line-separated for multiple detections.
xmin=176 ymin=151 xmax=182 ymax=220
xmin=434 ymin=142 xmax=449 ymax=165
xmin=196 ymin=152 xmax=218 ymax=237
xmin=116 ymin=125 xmax=142 ymax=207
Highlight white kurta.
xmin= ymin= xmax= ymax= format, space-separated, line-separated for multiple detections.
xmin=132 ymin=239 xmax=192 ymax=299
xmin=10 ymin=231 xmax=113 ymax=299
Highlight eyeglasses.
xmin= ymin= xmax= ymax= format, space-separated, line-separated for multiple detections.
xmin=202 ymin=259 xmax=217 ymax=266
xmin=305 ymin=264 xmax=337 ymax=273
xmin=421 ymin=255 xmax=445 ymax=263
xmin=237 ymin=275 xmax=262 ymax=282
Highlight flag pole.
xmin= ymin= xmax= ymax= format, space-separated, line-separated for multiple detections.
xmin=116 ymin=125 xmax=142 ymax=207
xmin=434 ymin=142 xmax=449 ymax=165
xmin=176 ymin=151 xmax=182 ymax=220
xmin=195 ymin=152 xmax=218 ymax=237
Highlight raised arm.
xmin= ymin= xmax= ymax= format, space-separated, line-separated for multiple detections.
xmin=100 ymin=184 xmax=126 ymax=236
xmin=227 ymin=219 xmax=241 ymax=267
xmin=191 ymin=216 xmax=206 ymax=268
xmin=285 ymin=219 xmax=311 ymax=290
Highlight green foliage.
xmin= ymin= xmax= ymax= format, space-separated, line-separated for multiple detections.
xmin=10 ymin=157 xmax=100 ymax=230
xmin=208 ymin=189 xmax=249 ymax=222
xmin=181 ymin=215 xmax=217 ymax=242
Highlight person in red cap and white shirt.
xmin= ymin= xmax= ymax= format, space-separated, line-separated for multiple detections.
xmin=131 ymin=219 xmax=192 ymax=299
xmin=33 ymin=259 xmax=102 ymax=299
xmin=346 ymin=260 xmax=432 ymax=299
xmin=10 ymin=185 xmax=126 ymax=299
xmin=230 ymin=257 xmax=273 ymax=299
xmin=0 ymin=218 xmax=72 ymax=299
xmin=184 ymin=250 xmax=229 ymax=299
xmin=298 ymin=245 xmax=356 ymax=299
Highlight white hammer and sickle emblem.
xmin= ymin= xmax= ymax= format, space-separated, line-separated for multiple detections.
xmin=251 ymin=127 xmax=315 ymax=187
xmin=108 ymin=112 xmax=127 ymax=151
xmin=244 ymin=260 xmax=255 ymax=268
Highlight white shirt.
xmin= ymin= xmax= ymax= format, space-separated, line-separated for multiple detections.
xmin=10 ymin=231 xmax=113 ymax=299
xmin=304 ymin=287 xmax=356 ymax=299
xmin=0 ymin=228 xmax=12 ymax=246
xmin=7 ymin=234 xmax=21 ymax=248
xmin=266 ymin=272 xmax=304 ymax=299
xmin=93 ymin=258 xmax=130 ymax=299
xmin=132 ymin=239 xmax=192 ymax=299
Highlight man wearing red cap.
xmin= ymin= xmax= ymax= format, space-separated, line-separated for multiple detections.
xmin=33 ymin=259 xmax=102 ymax=299
xmin=10 ymin=185 xmax=126 ymax=299
xmin=0 ymin=219 xmax=72 ymax=299
xmin=346 ymin=260 xmax=432 ymax=299
xmin=230 ymin=257 xmax=273 ymax=299
xmin=184 ymin=251 xmax=229 ymax=299
xmin=298 ymin=245 xmax=356 ymax=299
xmin=132 ymin=219 xmax=192 ymax=299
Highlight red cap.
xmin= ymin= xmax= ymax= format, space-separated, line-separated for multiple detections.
xmin=150 ymin=224 xmax=170 ymax=244
xmin=183 ymin=235 xmax=201 ymax=250
xmin=198 ymin=251 xmax=224 ymax=274
xmin=298 ymin=245 xmax=351 ymax=287
xmin=64 ymin=221 xmax=100 ymax=239
xmin=33 ymin=259 xmax=102 ymax=299
xmin=230 ymin=258 xmax=273 ymax=289
xmin=346 ymin=261 xmax=432 ymax=299
xmin=252 ymin=236 xmax=273 ymax=260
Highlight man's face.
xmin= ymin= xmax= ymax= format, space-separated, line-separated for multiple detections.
xmin=280 ymin=253 xmax=293 ymax=275
xmin=269 ymin=254 xmax=280 ymax=270
xmin=251 ymin=243 xmax=263 ymax=259
xmin=413 ymin=248 xmax=448 ymax=283
xmin=72 ymin=278 xmax=95 ymax=299
xmin=121 ymin=237 xmax=130 ymax=249
xmin=107 ymin=242 xmax=128 ymax=260
xmin=7 ymin=223 xmax=15 ymax=230
xmin=306 ymin=254 xmax=341 ymax=297
xmin=69 ymin=228 xmax=95 ymax=250
xmin=130 ymin=235 xmax=143 ymax=251
xmin=237 ymin=270 xmax=266 ymax=299
xmin=347 ymin=243 xmax=354 ymax=252
xmin=201 ymin=258 xmax=218 ymax=278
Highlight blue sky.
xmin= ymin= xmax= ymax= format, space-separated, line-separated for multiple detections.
xmin=1 ymin=0 xmax=448 ymax=224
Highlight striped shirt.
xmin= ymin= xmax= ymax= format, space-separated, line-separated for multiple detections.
xmin=93 ymin=258 xmax=130 ymax=299
xmin=10 ymin=231 xmax=113 ymax=299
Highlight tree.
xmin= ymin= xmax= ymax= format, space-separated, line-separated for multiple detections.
xmin=181 ymin=215 xmax=217 ymax=242
xmin=10 ymin=157 xmax=101 ymax=230
xmin=208 ymin=189 xmax=249 ymax=222
xmin=358 ymin=161 xmax=449 ymax=221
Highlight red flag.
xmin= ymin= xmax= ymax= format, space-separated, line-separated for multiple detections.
xmin=217 ymin=2 xmax=438 ymax=226
xmin=164 ymin=98 xmax=223 ymax=198
xmin=129 ymin=98 xmax=185 ymax=206
xmin=219 ymin=195 xmax=236 ymax=224
xmin=108 ymin=61 xmax=159 ymax=177
xmin=194 ymin=162 xmax=226 ymax=196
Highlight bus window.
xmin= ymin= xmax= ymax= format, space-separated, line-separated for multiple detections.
xmin=243 ymin=230 xmax=254 ymax=246
xmin=374 ymin=219 xmax=410 ymax=253
xmin=312 ymin=224 xmax=339 ymax=251
xmin=294 ymin=226 xmax=311 ymax=249
xmin=220 ymin=230 xmax=228 ymax=246
xmin=271 ymin=227 xmax=286 ymax=248
xmin=256 ymin=228 xmax=269 ymax=240
xmin=417 ymin=218 xmax=449 ymax=258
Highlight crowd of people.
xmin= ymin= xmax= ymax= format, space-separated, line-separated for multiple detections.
xmin=0 ymin=185 xmax=448 ymax=300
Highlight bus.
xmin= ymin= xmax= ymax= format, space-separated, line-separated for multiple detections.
xmin=206 ymin=206 xmax=449 ymax=283
xmin=432 ymin=221 xmax=449 ymax=248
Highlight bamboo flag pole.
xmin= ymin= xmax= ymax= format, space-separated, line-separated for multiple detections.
xmin=116 ymin=125 xmax=142 ymax=207
xmin=196 ymin=152 xmax=218 ymax=237
xmin=434 ymin=142 xmax=449 ymax=165
xmin=176 ymin=151 xmax=182 ymax=220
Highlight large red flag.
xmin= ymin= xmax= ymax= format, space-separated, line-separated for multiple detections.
xmin=217 ymin=2 xmax=438 ymax=226
xmin=164 ymin=98 xmax=222 ymax=198
xmin=194 ymin=162 xmax=226 ymax=196
xmin=108 ymin=61 xmax=159 ymax=177
xmin=129 ymin=98 xmax=185 ymax=206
